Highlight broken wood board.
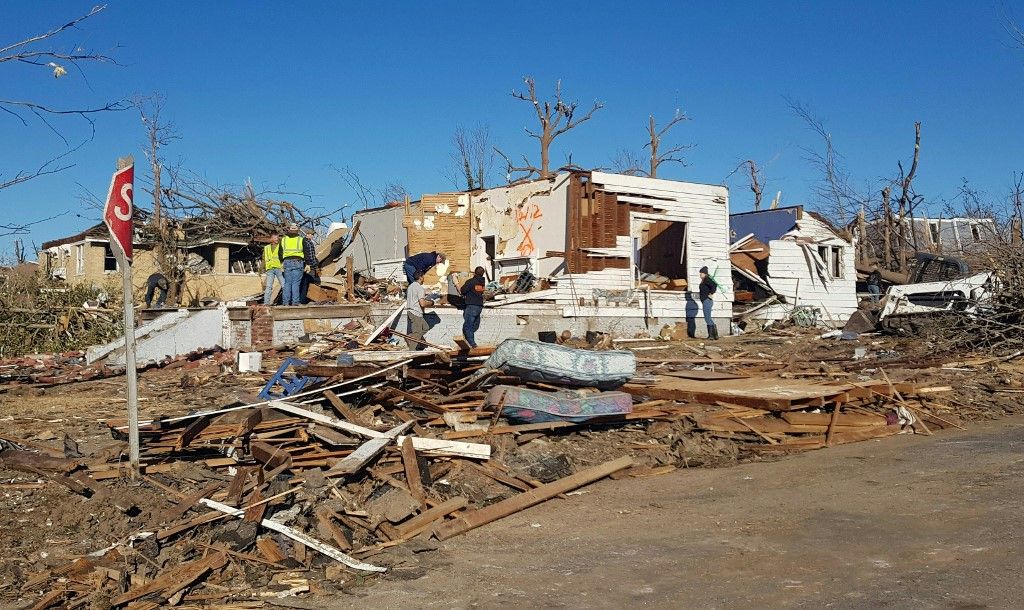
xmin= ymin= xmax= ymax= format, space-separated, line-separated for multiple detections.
xmin=623 ymin=376 xmax=885 ymax=411
xmin=435 ymin=455 xmax=633 ymax=540
xmin=200 ymin=498 xmax=385 ymax=573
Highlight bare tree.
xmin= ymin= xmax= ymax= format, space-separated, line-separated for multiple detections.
xmin=134 ymin=94 xmax=182 ymax=299
xmin=644 ymin=110 xmax=691 ymax=178
xmin=332 ymin=166 xmax=378 ymax=211
xmin=788 ymin=98 xmax=866 ymax=224
xmin=724 ymin=160 xmax=767 ymax=211
xmin=609 ymin=148 xmax=645 ymax=176
xmin=379 ymin=181 xmax=410 ymax=204
xmin=496 ymin=77 xmax=603 ymax=180
xmin=446 ymin=125 xmax=495 ymax=190
xmin=0 ymin=4 xmax=124 ymax=192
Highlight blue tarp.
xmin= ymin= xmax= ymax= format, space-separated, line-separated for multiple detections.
xmin=730 ymin=207 xmax=801 ymax=245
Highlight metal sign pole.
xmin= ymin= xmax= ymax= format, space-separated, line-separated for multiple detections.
xmin=118 ymin=250 xmax=140 ymax=475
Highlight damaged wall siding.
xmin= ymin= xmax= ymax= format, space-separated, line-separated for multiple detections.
xmin=350 ymin=206 xmax=407 ymax=278
xmin=575 ymin=172 xmax=734 ymax=320
xmin=471 ymin=175 xmax=569 ymax=278
xmin=763 ymin=215 xmax=858 ymax=324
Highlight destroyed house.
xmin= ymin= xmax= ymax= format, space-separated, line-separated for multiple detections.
xmin=39 ymin=222 xmax=264 ymax=305
xmin=348 ymin=171 xmax=734 ymax=340
xmin=730 ymin=206 xmax=857 ymax=327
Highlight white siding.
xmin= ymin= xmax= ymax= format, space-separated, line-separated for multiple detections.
xmin=349 ymin=206 xmax=408 ymax=275
xmin=761 ymin=215 xmax=857 ymax=326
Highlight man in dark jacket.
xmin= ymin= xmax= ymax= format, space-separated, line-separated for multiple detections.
xmin=145 ymin=273 xmax=169 ymax=308
xmin=404 ymin=251 xmax=446 ymax=285
xmin=698 ymin=266 xmax=719 ymax=340
xmin=460 ymin=266 xmax=487 ymax=348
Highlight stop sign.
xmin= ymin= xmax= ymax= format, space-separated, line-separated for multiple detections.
xmin=103 ymin=164 xmax=134 ymax=262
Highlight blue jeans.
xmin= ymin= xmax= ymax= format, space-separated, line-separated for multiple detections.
xmin=282 ymin=259 xmax=305 ymax=305
xmin=462 ymin=304 xmax=482 ymax=347
xmin=702 ymin=298 xmax=715 ymax=328
xmin=403 ymin=261 xmax=417 ymax=284
xmin=264 ymin=267 xmax=283 ymax=305
xmin=868 ymin=284 xmax=881 ymax=303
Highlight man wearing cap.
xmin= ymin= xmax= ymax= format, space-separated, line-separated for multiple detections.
xmin=262 ymin=232 xmax=283 ymax=305
xmin=698 ymin=266 xmax=719 ymax=340
xmin=279 ymin=223 xmax=318 ymax=306
xmin=403 ymin=251 xmax=446 ymax=285
xmin=460 ymin=266 xmax=487 ymax=348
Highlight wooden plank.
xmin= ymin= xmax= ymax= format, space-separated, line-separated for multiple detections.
xmin=325 ymin=421 xmax=414 ymax=477
xmin=235 ymin=408 xmax=264 ymax=438
xmin=380 ymin=387 xmax=447 ymax=414
xmin=110 ymin=552 xmax=227 ymax=606
xmin=250 ymin=441 xmax=292 ymax=471
xmin=435 ymin=456 xmax=633 ymax=540
xmin=363 ymin=304 xmax=403 ymax=346
xmin=255 ymin=536 xmax=287 ymax=563
xmin=270 ymin=400 xmax=490 ymax=459
xmin=199 ymin=498 xmax=385 ymax=573
xmin=324 ymin=390 xmax=366 ymax=423
xmin=400 ymin=437 xmax=426 ymax=504
xmin=395 ymin=496 xmax=468 ymax=539
xmin=173 ymin=415 xmax=212 ymax=451
xmin=316 ymin=506 xmax=352 ymax=550
xmin=224 ymin=467 xmax=252 ymax=506
xmin=159 ymin=482 xmax=221 ymax=522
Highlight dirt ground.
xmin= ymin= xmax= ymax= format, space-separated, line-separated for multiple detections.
xmin=351 ymin=415 xmax=1024 ymax=609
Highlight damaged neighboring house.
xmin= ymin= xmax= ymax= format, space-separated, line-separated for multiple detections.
xmin=39 ymin=221 xmax=264 ymax=306
xmin=729 ymin=206 xmax=857 ymax=327
xmin=347 ymin=170 xmax=734 ymax=339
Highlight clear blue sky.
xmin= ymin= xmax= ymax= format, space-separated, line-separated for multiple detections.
xmin=2 ymin=0 xmax=1023 ymax=256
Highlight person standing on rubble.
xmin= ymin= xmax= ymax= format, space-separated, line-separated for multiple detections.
xmin=867 ymin=265 xmax=883 ymax=303
xmin=405 ymin=269 xmax=434 ymax=350
xmin=403 ymin=251 xmax=446 ymax=285
xmin=280 ymin=222 xmax=318 ymax=306
xmin=460 ymin=266 xmax=487 ymax=348
xmin=262 ymin=232 xmax=283 ymax=305
xmin=698 ymin=266 xmax=719 ymax=340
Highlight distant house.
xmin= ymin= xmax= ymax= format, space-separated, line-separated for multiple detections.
xmin=730 ymin=206 xmax=857 ymax=327
xmin=38 ymin=222 xmax=264 ymax=305
xmin=862 ymin=216 xmax=998 ymax=258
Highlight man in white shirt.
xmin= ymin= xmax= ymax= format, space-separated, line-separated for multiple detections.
xmin=405 ymin=270 xmax=434 ymax=350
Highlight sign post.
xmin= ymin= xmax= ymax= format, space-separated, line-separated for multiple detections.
xmin=103 ymin=157 xmax=139 ymax=476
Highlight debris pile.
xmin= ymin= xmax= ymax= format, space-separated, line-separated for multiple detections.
xmin=1 ymin=330 xmax=1020 ymax=607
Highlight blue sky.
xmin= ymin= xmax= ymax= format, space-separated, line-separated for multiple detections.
xmin=2 ymin=1 xmax=1023 ymax=255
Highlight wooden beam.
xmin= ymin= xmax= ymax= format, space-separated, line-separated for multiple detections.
xmin=435 ymin=456 xmax=633 ymax=540
xmin=401 ymin=437 xmax=426 ymax=504
xmin=395 ymin=496 xmax=468 ymax=539
xmin=325 ymin=421 xmax=414 ymax=477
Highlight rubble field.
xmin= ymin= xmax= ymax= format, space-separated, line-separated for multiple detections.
xmin=1 ymin=326 xmax=1023 ymax=609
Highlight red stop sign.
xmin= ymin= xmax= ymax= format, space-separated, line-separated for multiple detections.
xmin=103 ymin=164 xmax=134 ymax=262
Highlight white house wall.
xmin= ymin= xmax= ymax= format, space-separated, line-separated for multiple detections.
xmin=762 ymin=215 xmax=858 ymax=326
xmin=471 ymin=175 xmax=570 ymax=277
xmin=350 ymin=206 xmax=407 ymax=275
xmin=587 ymin=172 xmax=734 ymax=321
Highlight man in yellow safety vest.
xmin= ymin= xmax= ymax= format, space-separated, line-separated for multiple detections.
xmin=262 ymin=232 xmax=283 ymax=305
xmin=280 ymin=222 xmax=318 ymax=305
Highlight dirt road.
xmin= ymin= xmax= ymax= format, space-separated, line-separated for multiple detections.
xmin=345 ymin=416 xmax=1024 ymax=609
